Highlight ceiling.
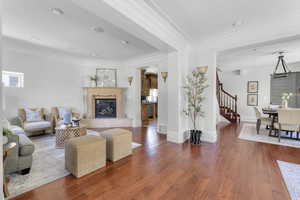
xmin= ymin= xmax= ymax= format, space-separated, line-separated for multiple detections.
xmin=218 ymin=35 xmax=300 ymax=71
xmin=146 ymin=0 xmax=300 ymax=42
xmin=3 ymin=0 xmax=158 ymax=60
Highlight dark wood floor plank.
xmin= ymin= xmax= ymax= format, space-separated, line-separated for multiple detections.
xmin=12 ymin=123 xmax=297 ymax=200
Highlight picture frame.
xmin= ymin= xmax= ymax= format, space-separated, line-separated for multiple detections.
xmin=247 ymin=94 xmax=258 ymax=106
xmin=96 ymin=68 xmax=117 ymax=87
xmin=247 ymin=81 xmax=258 ymax=93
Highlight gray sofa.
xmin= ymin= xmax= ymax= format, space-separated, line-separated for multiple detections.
xmin=4 ymin=126 xmax=35 ymax=175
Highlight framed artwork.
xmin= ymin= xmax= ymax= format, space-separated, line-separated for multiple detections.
xmin=96 ymin=68 xmax=117 ymax=87
xmin=247 ymin=94 xmax=258 ymax=106
xmin=247 ymin=81 xmax=258 ymax=93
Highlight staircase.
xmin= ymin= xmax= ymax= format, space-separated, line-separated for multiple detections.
xmin=217 ymin=72 xmax=240 ymax=123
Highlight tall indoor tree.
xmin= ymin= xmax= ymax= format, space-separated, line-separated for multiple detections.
xmin=183 ymin=67 xmax=208 ymax=144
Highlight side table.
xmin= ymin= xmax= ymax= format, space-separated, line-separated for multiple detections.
xmin=55 ymin=126 xmax=87 ymax=148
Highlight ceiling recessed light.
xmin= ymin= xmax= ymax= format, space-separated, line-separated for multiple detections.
xmin=121 ymin=40 xmax=129 ymax=45
xmin=92 ymin=26 xmax=105 ymax=33
xmin=50 ymin=8 xmax=64 ymax=15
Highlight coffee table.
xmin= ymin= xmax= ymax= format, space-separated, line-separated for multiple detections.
xmin=55 ymin=126 xmax=87 ymax=148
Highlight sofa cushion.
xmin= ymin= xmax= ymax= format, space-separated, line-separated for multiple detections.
xmin=25 ymin=108 xmax=43 ymax=122
xmin=10 ymin=125 xmax=25 ymax=135
xmin=18 ymin=134 xmax=35 ymax=156
xmin=24 ymin=121 xmax=51 ymax=131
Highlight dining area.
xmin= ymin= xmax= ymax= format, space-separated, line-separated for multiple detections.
xmin=254 ymin=106 xmax=300 ymax=142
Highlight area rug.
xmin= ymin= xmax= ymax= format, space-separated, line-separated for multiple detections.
xmin=239 ymin=123 xmax=300 ymax=148
xmin=8 ymin=130 xmax=141 ymax=199
xmin=277 ymin=160 xmax=300 ymax=200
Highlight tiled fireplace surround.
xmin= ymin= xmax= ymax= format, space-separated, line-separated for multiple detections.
xmin=82 ymin=87 xmax=131 ymax=128
xmin=84 ymin=87 xmax=125 ymax=119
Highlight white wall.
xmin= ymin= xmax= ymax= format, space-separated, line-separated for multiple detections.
xmin=220 ymin=68 xmax=271 ymax=122
xmin=220 ymin=63 xmax=300 ymax=122
xmin=2 ymin=49 xmax=122 ymax=120
xmin=188 ymin=46 xmax=217 ymax=142
xmin=123 ymin=53 xmax=169 ymax=130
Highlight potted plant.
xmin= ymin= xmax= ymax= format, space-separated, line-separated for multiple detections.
xmin=3 ymin=128 xmax=13 ymax=145
xmin=183 ymin=68 xmax=208 ymax=144
xmin=89 ymin=75 xmax=98 ymax=87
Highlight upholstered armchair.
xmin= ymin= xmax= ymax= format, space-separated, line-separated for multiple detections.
xmin=51 ymin=107 xmax=80 ymax=128
xmin=18 ymin=108 xmax=52 ymax=136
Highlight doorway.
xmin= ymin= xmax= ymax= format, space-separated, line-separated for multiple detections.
xmin=140 ymin=67 xmax=158 ymax=128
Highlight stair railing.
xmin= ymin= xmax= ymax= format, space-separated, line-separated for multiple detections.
xmin=216 ymin=72 xmax=239 ymax=122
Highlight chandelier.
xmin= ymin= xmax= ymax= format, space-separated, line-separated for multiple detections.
xmin=273 ymin=51 xmax=291 ymax=78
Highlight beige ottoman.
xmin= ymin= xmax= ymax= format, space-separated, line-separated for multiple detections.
xmin=65 ymin=135 xmax=106 ymax=178
xmin=100 ymin=128 xmax=132 ymax=162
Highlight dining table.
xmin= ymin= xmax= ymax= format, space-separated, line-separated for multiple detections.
xmin=262 ymin=107 xmax=300 ymax=140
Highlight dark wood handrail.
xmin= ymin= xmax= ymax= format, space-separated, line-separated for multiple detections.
xmin=216 ymin=72 xmax=239 ymax=123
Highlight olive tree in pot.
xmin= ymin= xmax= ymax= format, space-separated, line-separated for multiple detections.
xmin=183 ymin=68 xmax=208 ymax=144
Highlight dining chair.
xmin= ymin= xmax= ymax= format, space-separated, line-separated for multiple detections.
xmin=274 ymin=109 xmax=300 ymax=142
xmin=253 ymin=107 xmax=272 ymax=134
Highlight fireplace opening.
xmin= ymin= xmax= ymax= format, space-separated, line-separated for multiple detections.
xmin=95 ymin=98 xmax=117 ymax=118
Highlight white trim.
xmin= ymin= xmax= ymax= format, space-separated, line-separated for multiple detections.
xmin=157 ymin=123 xmax=167 ymax=134
xmin=201 ymin=129 xmax=218 ymax=143
xmin=167 ymin=130 xmax=181 ymax=143
xmin=102 ymin=0 xmax=187 ymax=50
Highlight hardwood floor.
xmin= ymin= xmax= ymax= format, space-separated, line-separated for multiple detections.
xmin=12 ymin=122 xmax=299 ymax=200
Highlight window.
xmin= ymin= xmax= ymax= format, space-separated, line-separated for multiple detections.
xmin=2 ymin=71 xmax=24 ymax=88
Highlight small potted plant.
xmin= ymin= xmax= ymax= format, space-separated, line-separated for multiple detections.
xmin=3 ymin=128 xmax=13 ymax=145
xmin=183 ymin=68 xmax=208 ymax=144
xmin=89 ymin=75 xmax=98 ymax=87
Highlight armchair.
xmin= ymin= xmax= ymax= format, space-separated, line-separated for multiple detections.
xmin=18 ymin=108 xmax=52 ymax=136
xmin=51 ymin=107 xmax=80 ymax=127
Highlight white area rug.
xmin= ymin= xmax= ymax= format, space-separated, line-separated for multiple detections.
xmin=278 ymin=160 xmax=300 ymax=200
xmin=239 ymin=123 xmax=300 ymax=148
xmin=8 ymin=130 xmax=141 ymax=199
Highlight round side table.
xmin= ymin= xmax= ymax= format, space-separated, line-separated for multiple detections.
xmin=55 ymin=126 xmax=87 ymax=148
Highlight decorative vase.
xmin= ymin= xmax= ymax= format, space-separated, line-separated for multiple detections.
xmin=63 ymin=112 xmax=72 ymax=125
xmin=282 ymin=100 xmax=288 ymax=108
xmin=190 ymin=130 xmax=202 ymax=145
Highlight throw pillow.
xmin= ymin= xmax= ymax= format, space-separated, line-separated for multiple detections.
xmin=25 ymin=108 xmax=42 ymax=122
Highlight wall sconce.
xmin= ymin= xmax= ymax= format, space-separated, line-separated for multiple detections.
xmin=197 ymin=66 xmax=208 ymax=73
xmin=161 ymin=72 xmax=168 ymax=83
xmin=128 ymin=76 xmax=133 ymax=86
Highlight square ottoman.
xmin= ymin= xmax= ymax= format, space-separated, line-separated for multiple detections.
xmin=100 ymin=128 xmax=132 ymax=162
xmin=65 ymin=135 xmax=106 ymax=178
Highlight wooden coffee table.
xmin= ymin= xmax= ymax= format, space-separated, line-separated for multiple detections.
xmin=55 ymin=126 xmax=87 ymax=148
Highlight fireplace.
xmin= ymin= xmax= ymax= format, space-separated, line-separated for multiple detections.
xmin=95 ymin=98 xmax=117 ymax=118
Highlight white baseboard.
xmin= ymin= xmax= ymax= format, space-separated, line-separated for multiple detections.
xmin=201 ymin=129 xmax=218 ymax=143
xmin=157 ymin=124 xmax=167 ymax=134
xmin=167 ymin=130 xmax=185 ymax=144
